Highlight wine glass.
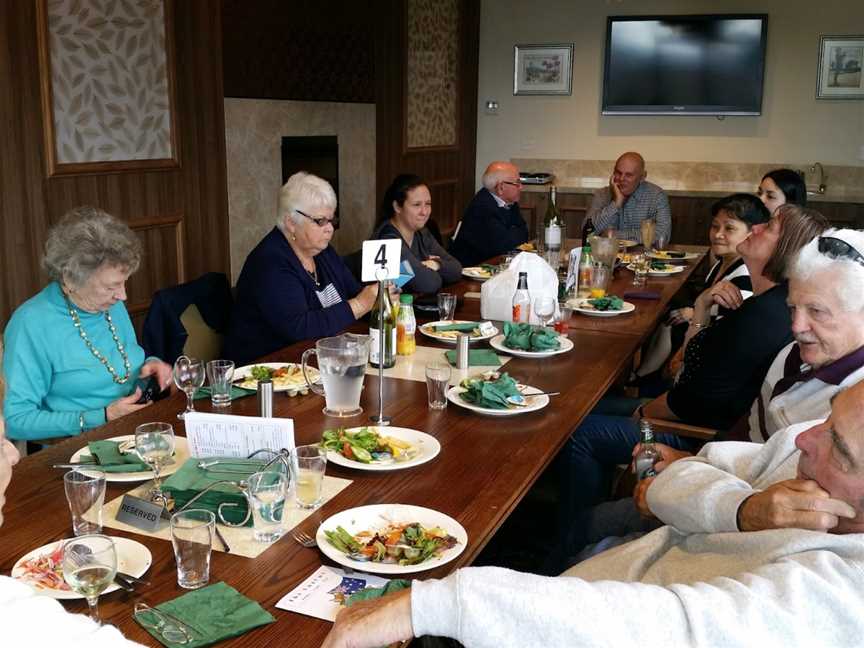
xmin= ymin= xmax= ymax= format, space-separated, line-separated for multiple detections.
xmin=62 ymin=534 xmax=117 ymax=623
xmin=533 ymin=295 xmax=557 ymax=328
xmin=135 ymin=422 xmax=175 ymax=504
xmin=173 ymin=355 xmax=205 ymax=419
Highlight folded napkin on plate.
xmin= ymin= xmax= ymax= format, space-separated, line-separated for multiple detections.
xmin=193 ymin=385 xmax=255 ymax=400
xmin=433 ymin=322 xmax=478 ymax=332
xmin=76 ymin=440 xmax=150 ymax=473
xmin=443 ymin=349 xmax=502 ymax=367
xmin=502 ymin=322 xmax=561 ymax=351
xmin=162 ymin=459 xmax=252 ymax=526
xmin=135 ymin=581 xmax=274 ymax=648
xmin=345 ymin=579 xmax=411 ymax=606
xmin=623 ymin=290 xmax=661 ymax=300
xmin=459 ymin=372 xmax=520 ymax=409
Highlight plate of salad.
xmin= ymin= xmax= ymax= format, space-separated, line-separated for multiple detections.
xmin=233 ymin=362 xmax=320 ymax=393
xmin=567 ymin=296 xmax=636 ymax=317
xmin=316 ymin=504 xmax=467 ymax=574
xmin=320 ymin=426 xmax=441 ymax=472
xmin=461 ymin=265 xmax=497 ymax=281
xmin=12 ymin=536 xmax=151 ymax=599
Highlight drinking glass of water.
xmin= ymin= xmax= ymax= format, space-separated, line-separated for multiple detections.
xmin=425 ymin=361 xmax=451 ymax=410
xmin=205 ymin=359 xmax=234 ymax=408
xmin=247 ymin=471 xmax=286 ymax=543
xmin=294 ymin=445 xmax=326 ymax=509
xmin=62 ymin=534 xmax=117 ymax=622
xmin=64 ymin=470 xmax=106 ymax=536
xmin=170 ymin=509 xmax=214 ymax=589
xmin=437 ymin=292 xmax=456 ymax=321
xmin=173 ymin=355 xmax=205 ymax=419
xmin=135 ymin=422 xmax=175 ymax=504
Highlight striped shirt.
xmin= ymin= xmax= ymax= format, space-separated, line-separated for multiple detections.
xmin=315 ymin=283 xmax=343 ymax=309
xmin=587 ymin=180 xmax=671 ymax=242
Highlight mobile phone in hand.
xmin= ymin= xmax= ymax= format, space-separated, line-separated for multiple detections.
xmin=134 ymin=376 xmax=169 ymax=404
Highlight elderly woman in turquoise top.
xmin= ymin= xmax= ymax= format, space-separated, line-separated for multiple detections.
xmin=2 ymin=207 xmax=172 ymax=441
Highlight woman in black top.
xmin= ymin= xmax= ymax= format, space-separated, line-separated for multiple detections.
xmin=373 ymin=174 xmax=462 ymax=294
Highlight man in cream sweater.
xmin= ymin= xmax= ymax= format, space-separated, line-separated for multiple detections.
xmin=322 ymin=383 xmax=864 ymax=647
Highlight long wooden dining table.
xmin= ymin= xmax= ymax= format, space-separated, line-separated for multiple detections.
xmin=0 ymin=245 xmax=706 ymax=646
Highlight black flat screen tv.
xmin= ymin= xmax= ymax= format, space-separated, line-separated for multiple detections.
xmin=602 ymin=14 xmax=768 ymax=116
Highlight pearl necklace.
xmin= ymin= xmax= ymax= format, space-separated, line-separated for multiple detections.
xmin=64 ymin=293 xmax=131 ymax=384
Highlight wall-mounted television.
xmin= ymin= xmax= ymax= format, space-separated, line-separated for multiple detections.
xmin=602 ymin=14 xmax=768 ymax=116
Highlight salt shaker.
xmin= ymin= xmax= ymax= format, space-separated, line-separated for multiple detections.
xmin=257 ymin=379 xmax=273 ymax=417
xmin=456 ymin=333 xmax=470 ymax=370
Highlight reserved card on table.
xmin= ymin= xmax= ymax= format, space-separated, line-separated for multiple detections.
xmin=183 ymin=412 xmax=295 ymax=458
xmin=276 ymin=566 xmax=390 ymax=622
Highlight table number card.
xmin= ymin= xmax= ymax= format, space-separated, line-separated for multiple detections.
xmin=183 ymin=412 xmax=294 ymax=458
xmin=361 ymin=239 xmax=401 ymax=282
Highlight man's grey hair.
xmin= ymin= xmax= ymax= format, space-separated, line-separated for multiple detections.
xmin=481 ymin=163 xmax=516 ymax=192
xmin=277 ymin=171 xmax=338 ymax=231
xmin=42 ymin=206 xmax=142 ymax=289
xmin=788 ymin=228 xmax=864 ymax=313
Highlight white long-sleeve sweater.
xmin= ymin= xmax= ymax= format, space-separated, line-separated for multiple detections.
xmin=411 ymin=421 xmax=864 ymax=647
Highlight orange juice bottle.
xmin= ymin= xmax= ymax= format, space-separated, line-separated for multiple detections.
xmin=396 ymin=294 xmax=416 ymax=355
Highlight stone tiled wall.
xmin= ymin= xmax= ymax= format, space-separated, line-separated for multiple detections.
xmin=512 ymin=158 xmax=864 ymax=201
xmin=224 ymin=99 xmax=376 ymax=282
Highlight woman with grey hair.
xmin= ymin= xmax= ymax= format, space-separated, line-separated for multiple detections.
xmin=2 ymin=206 xmax=172 ymax=441
xmin=224 ymin=171 xmax=378 ymax=364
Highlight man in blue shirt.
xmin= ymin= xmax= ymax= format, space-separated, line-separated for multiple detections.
xmin=449 ymin=161 xmax=529 ymax=266
xmin=586 ymin=152 xmax=671 ymax=243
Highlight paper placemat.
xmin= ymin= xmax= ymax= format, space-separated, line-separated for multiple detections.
xmin=364 ymin=345 xmax=510 ymax=385
xmin=101 ymin=475 xmax=352 ymax=559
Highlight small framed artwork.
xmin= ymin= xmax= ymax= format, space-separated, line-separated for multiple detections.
xmin=513 ymin=44 xmax=573 ymax=96
xmin=816 ymin=35 xmax=864 ymax=99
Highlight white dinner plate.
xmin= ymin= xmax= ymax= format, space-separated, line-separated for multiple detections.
xmin=234 ymin=362 xmax=320 ymax=392
xmin=70 ymin=435 xmax=190 ymax=483
xmin=625 ymin=263 xmax=685 ymax=276
xmin=446 ymin=384 xmax=550 ymax=416
xmin=461 ymin=267 xmax=494 ymax=281
xmin=647 ymin=251 xmax=699 ymax=262
xmin=324 ymin=427 xmax=441 ymax=472
xmin=567 ymin=298 xmax=636 ymax=317
xmin=12 ymin=536 xmax=152 ymax=600
xmin=316 ymin=504 xmax=467 ymax=575
xmin=419 ymin=320 xmax=498 ymax=344
xmin=489 ymin=333 xmax=574 ymax=358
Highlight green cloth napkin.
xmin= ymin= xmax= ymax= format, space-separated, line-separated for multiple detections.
xmin=76 ymin=440 xmax=150 ymax=473
xmin=346 ymin=579 xmax=411 ymax=606
xmin=135 ymin=581 xmax=274 ymax=648
xmin=459 ymin=372 xmax=520 ymax=409
xmin=193 ymin=385 xmax=255 ymax=400
xmin=502 ymin=322 xmax=561 ymax=352
xmin=433 ymin=322 xmax=479 ymax=332
xmin=161 ymin=459 xmax=253 ymax=526
xmin=443 ymin=349 xmax=502 ymax=367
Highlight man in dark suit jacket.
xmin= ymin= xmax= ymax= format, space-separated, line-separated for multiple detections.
xmin=449 ymin=161 xmax=529 ymax=266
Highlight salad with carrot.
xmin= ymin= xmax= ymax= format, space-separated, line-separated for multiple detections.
xmin=320 ymin=427 xmax=417 ymax=464
xmin=324 ymin=522 xmax=458 ymax=565
xmin=17 ymin=544 xmax=70 ymax=591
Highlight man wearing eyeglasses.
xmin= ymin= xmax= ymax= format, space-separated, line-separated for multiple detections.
xmin=449 ymin=161 xmax=529 ymax=266
xmin=587 ymin=152 xmax=671 ymax=243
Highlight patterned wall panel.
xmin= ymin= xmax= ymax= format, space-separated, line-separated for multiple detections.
xmin=405 ymin=0 xmax=459 ymax=150
xmin=42 ymin=0 xmax=175 ymax=165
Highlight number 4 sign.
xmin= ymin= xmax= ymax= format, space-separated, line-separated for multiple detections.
xmin=361 ymin=239 xmax=401 ymax=282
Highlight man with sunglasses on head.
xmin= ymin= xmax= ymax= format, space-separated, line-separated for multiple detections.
xmin=449 ymin=161 xmax=529 ymax=266
xmin=224 ymin=172 xmax=380 ymax=365
xmin=586 ymin=151 xmax=671 ymax=243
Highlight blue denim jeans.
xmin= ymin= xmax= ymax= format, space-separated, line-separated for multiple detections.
xmin=546 ymin=414 xmax=702 ymax=573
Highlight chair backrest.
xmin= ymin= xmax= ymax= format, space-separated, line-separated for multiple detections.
xmin=180 ymin=303 xmax=223 ymax=363
xmin=342 ymin=250 xmax=363 ymax=283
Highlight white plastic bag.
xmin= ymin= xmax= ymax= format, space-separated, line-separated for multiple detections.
xmin=481 ymin=252 xmax=559 ymax=324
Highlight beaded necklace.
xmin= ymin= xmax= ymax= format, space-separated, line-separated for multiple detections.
xmin=63 ymin=293 xmax=131 ymax=384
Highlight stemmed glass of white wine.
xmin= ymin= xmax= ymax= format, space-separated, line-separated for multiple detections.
xmin=135 ymin=422 xmax=175 ymax=504
xmin=173 ymin=355 xmax=205 ymax=419
xmin=62 ymin=534 xmax=117 ymax=623
xmin=533 ymin=296 xmax=557 ymax=328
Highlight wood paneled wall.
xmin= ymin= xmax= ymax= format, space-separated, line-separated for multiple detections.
xmin=0 ymin=0 xmax=229 ymax=332
xmin=375 ymin=0 xmax=480 ymax=234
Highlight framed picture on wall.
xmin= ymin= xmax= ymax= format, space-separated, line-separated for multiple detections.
xmin=36 ymin=0 xmax=180 ymax=176
xmin=816 ymin=35 xmax=864 ymax=99
xmin=513 ymin=44 xmax=573 ymax=96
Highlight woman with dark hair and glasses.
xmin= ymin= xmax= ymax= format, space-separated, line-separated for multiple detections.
xmin=372 ymin=174 xmax=462 ymax=294
xmin=224 ymin=172 xmax=379 ymax=365
xmin=757 ymin=168 xmax=807 ymax=214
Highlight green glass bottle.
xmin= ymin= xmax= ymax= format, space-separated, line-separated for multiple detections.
xmin=369 ymin=281 xmax=395 ymax=368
